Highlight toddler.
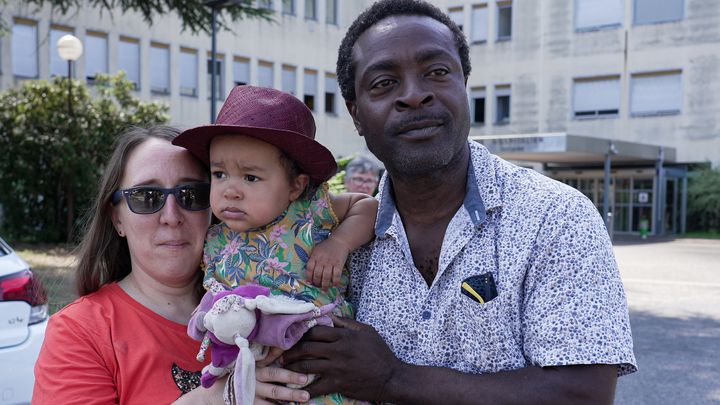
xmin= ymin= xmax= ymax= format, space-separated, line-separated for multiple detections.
xmin=174 ymin=85 xmax=377 ymax=405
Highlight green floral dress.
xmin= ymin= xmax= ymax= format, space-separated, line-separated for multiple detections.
xmin=202 ymin=184 xmax=366 ymax=404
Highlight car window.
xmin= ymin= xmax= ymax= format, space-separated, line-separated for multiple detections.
xmin=0 ymin=238 xmax=12 ymax=257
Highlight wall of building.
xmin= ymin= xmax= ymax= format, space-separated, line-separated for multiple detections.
xmin=2 ymin=0 xmax=718 ymax=165
xmin=443 ymin=0 xmax=720 ymax=165
xmin=0 ymin=0 xmax=372 ymax=158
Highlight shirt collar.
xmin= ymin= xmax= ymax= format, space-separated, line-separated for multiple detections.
xmin=374 ymin=141 xmax=495 ymax=237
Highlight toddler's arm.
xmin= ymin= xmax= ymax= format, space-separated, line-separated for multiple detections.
xmin=307 ymin=193 xmax=378 ymax=289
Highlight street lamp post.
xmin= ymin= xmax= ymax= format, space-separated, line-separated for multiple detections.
xmin=57 ymin=34 xmax=83 ymax=118
xmin=204 ymin=0 xmax=235 ymax=124
xmin=56 ymin=34 xmax=83 ymax=243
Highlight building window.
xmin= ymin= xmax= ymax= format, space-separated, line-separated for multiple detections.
xmin=282 ymin=65 xmax=297 ymax=95
xmin=470 ymin=87 xmax=486 ymax=125
xmin=282 ymin=0 xmax=295 ymax=15
xmin=497 ymin=1 xmax=512 ymax=41
xmin=258 ymin=61 xmax=274 ymax=88
xmin=326 ymin=0 xmax=337 ymax=24
xmin=150 ymin=43 xmax=170 ymax=94
xmin=12 ymin=19 xmax=38 ymax=78
xmin=630 ymin=71 xmax=682 ymax=116
xmin=494 ymin=85 xmax=511 ymax=124
xmin=180 ymin=47 xmax=198 ymax=97
xmin=49 ymin=25 xmax=73 ymax=78
xmin=575 ymin=0 xmax=623 ymax=30
xmin=634 ymin=0 xmax=683 ymax=25
xmin=118 ymin=36 xmax=140 ymax=90
xmin=304 ymin=69 xmax=317 ymax=111
xmin=448 ymin=7 xmax=464 ymax=32
xmin=325 ymin=74 xmax=338 ymax=114
xmin=207 ymin=53 xmax=225 ymax=100
xmin=258 ymin=0 xmax=273 ymax=10
xmin=573 ymin=77 xmax=620 ymax=118
xmin=85 ymin=31 xmax=108 ymax=82
xmin=233 ymin=57 xmax=250 ymax=86
xmin=305 ymin=0 xmax=317 ymax=20
xmin=471 ymin=5 xmax=488 ymax=43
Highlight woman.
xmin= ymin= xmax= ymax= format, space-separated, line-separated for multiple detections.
xmin=32 ymin=126 xmax=309 ymax=405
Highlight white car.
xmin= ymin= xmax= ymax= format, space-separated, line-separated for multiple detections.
xmin=0 ymin=237 xmax=48 ymax=405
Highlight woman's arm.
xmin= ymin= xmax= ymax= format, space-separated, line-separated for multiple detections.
xmin=173 ymin=369 xmax=310 ymax=405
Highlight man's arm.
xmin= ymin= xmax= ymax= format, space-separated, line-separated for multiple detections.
xmin=282 ymin=317 xmax=618 ymax=405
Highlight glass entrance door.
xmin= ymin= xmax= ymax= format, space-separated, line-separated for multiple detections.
xmin=613 ymin=178 xmax=631 ymax=233
xmin=631 ymin=179 xmax=653 ymax=234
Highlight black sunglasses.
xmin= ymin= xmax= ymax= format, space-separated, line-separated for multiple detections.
xmin=112 ymin=183 xmax=210 ymax=214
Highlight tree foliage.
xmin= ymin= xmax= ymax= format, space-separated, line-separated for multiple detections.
xmin=0 ymin=73 xmax=169 ymax=243
xmin=21 ymin=0 xmax=273 ymax=34
xmin=687 ymin=166 xmax=720 ymax=232
xmin=327 ymin=155 xmax=355 ymax=194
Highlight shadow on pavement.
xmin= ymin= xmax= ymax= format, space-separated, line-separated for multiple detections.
xmin=615 ymin=310 xmax=720 ymax=404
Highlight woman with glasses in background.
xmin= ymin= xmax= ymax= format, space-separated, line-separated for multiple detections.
xmin=343 ymin=155 xmax=380 ymax=196
xmin=32 ymin=126 xmax=309 ymax=405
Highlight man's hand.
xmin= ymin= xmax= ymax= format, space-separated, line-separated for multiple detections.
xmin=281 ymin=316 xmax=404 ymax=401
xmin=306 ymin=237 xmax=350 ymax=289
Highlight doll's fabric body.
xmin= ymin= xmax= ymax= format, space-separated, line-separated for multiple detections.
xmin=188 ymin=283 xmax=338 ymax=405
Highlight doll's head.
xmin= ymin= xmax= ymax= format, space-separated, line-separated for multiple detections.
xmin=173 ymin=85 xmax=338 ymax=230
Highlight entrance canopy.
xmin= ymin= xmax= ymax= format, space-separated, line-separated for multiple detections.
xmin=470 ymin=133 xmax=676 ymax=165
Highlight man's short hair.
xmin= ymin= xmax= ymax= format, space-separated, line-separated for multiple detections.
xmin=345 ymin=155 xmax=380 ymax=177
xmin=336 ymin=0 xmax=472 ymax=102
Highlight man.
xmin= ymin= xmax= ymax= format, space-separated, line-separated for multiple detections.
xmin=343 ymin=155 xmax=380 ymax=195
xmin=283 ymin=1 xmax=636 ymax=403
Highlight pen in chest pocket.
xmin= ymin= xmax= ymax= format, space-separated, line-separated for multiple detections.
xmin=461 ymin=282 xmax=485 ymax=304
xmin=460 ymin=272 xmax=498 ymax=303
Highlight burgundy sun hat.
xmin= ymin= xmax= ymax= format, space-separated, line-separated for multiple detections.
xmin=173 ymin=85 xmax=337 ymax=185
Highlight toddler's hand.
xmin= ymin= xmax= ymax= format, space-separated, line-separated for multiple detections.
xmin=306 ymin=237 xmax=349 ymax=290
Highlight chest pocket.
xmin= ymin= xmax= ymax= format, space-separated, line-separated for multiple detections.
xmin=447 ymin=291 xmax=521 ymax=374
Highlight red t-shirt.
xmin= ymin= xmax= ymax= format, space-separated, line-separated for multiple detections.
xmin=33 ymin=283 xmax=208 ymax=405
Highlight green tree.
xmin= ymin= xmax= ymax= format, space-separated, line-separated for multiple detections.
xmin=0 ymin=1 xmax=8 ymax=35
xmin=19 ymin=0 xmax=273 ymax=34
xmin=0 ymin=73 xmax=169 ymax=243
xmin=327 ymin=155 xmax=356 ymax=194
xmin=687 ymin=166 xmax=720 ymax=232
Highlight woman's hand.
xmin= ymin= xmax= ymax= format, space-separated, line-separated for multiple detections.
xmin=172 ymin=376 xmax=226 ymax=405
xmin=257 ymin=346 xmax=284 ymax=367
xmin=255 ymin=366 xmax=310 ymax=404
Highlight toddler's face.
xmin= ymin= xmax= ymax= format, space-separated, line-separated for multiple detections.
xmin=209 ymin=135 xmax=307 ymax=232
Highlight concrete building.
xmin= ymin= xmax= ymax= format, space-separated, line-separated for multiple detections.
xmin=447 ymin=0 xmax=720 ymax=236
xmin=2 ymin=0 xmax=719 ymax=236
xmin=1 ymin=0 xmax=370 ymax=157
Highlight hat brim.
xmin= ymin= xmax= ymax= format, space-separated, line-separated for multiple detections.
xmin=174 ymin=124 xmax=338 ymax=185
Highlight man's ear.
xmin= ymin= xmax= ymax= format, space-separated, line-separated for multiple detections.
xmin=289 ymin=174 xmax=310 ymax=201
xmin=345 ymin=100 xmax=362 ymax=137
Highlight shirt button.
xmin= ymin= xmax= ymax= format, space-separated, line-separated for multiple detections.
xmin=421 ymin=310 xmax=431 ymax=320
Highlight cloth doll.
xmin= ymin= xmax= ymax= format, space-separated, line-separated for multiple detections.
xmin=188 ymin=281 xmax=336 ymax=405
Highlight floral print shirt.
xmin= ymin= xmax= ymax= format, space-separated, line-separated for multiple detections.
xmin=349 ymin=141 xmax=637 ymax=377
xmin=203 ymin=183 xmax=354 ymax=318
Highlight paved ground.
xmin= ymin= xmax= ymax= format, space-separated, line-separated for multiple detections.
xmin=613 ymin=237 xmax=720 ymax=404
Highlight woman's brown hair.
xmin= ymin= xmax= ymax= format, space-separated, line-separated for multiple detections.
xmin=74 ymin=126 xmax=205 ymax=297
